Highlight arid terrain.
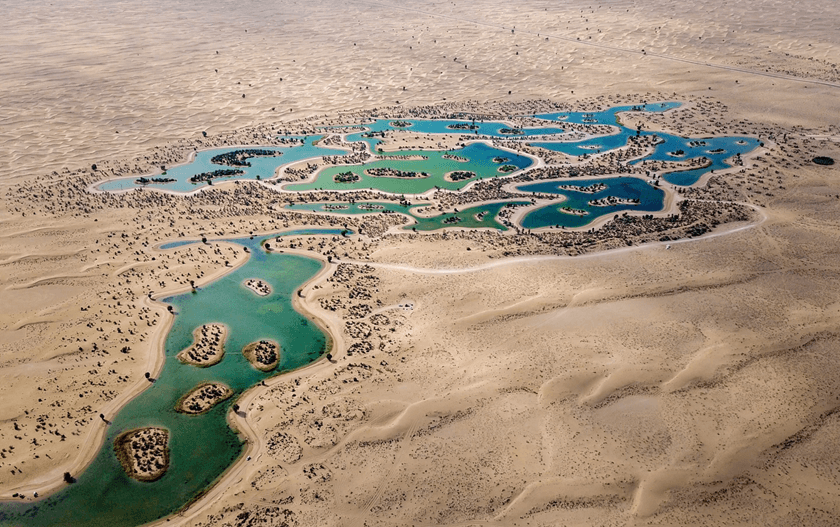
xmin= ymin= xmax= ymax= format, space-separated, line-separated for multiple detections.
xmin=2 ymin=0 xmax=840 ymax=525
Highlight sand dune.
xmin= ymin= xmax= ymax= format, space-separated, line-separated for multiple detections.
xmin=2 ymin=0 xmax=840 ymax=525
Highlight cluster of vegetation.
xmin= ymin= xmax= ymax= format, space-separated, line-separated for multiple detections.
xmin=135 ymin=176 xmax=176 ymax=185
xmin=334 ymin=171 xmax=361 ymax=183
xmin=446 ymin=123 xmax=478 ymax=130
xmin=210 ymin=149 xmax=282 ymax=167
xmin=189 ymin=169 xmax=243 ymax=184
xmin=365 ymin=168 xmax=429 ymax=178
xmin=448 ymin=171 xmax=475 ymax=181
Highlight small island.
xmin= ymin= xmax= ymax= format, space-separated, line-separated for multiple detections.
xmin=377 ymin=154 xmax=428 ymax=161
xmin=389 ymin=120 xmax=412 ymax=128
xmin=497 ymin=164 xmax=518 ymax=173
xmin=177 ymin=323 xmax=227 ymax=367
xmin=114 ymin=427 xmax=170 ymax=482
xmin=244 ymin=278 xmax=272 ymax=296
xmin=446 ymin=123 xmax=478 ymax=130
xmin=445 ymin=170 xmax=476 ymax=182
xmin=135 ymin=176 xmax=176 ymax=185
xmin=558 ymin=183 xmax=607 ymax=194
xmin=442 ymin=216 xmax=463 ymax=225
xmin=442 ymin=153 xmax=469 ymax=162
xmin=176 ymin=382 xmax=233 ymax=414
xmin=334 ymin=171 xmax=361 ymax=183
xmin=588 ymin=196 xmax=641 ymax=207
xmin=492 ymin=156 xmax=510 ymax=164
xmin=242 ymin=339 xmax=280 ymax=371
xmin=558 ymin=206 xmax=589 ymax=216
xmin=364 ymin=168 xmax=430 ymax=178
xmin=499 ymin=128 xmax=524 ymax=135
xmin=323 ymin=203 xmax=350 ymax=211
xmin=357 ymin=203 xmax=385 ymax=211
xmin=189 ymin=169 xmax=244 ymax=184
xmin=210 ymin=149 xmax=283 ymax=167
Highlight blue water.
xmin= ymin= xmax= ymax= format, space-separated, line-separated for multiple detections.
xmin=346 ymin=119 xmax=567 ymax=151
xmin=527 ymin=102 xmax=760 ymax=185
xmin=517 ymin=177 xmax=666 ymax=229
xmin=97 ymin=137 xmax=350 ymax=193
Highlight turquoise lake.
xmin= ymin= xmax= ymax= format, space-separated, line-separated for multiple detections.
xmin=517 ymin=177 xmax=666 ymax=229
xmin=285 ymin=200 xmax=531 ymax=231
xmin=283 ymin=143 xmax=533 ymax=194
xmin=0 ymin=230 xmax=343 ymax=527
xmin=97 ymin=136 xmax=349 ymax=193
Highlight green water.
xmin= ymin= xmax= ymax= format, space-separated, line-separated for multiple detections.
xmin=283 ymin=143 xmax=532 ymax=194
xmin=409 ymin=201 xmax=530 ymax=231
xmin=285 ymin=201 xmax=530 ymax=231
xmin=0 ymin=234 xmax=335 ymax=526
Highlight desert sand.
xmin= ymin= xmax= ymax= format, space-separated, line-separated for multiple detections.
xmin=2 ymin=0 xmax=840 ymax=525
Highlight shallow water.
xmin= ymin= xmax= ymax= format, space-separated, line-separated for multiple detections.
xmin=517 ymin=177 xmax=666 ymax=229
xmin=284 ymin=142 xmax=533 ymax=194
xmin=97 ymin=136 xmax=349 ymax=193
xmin=0 ymin=230 xmax=343 ymax=527
xmin=285 ymin=200 xmax=530 ymax=231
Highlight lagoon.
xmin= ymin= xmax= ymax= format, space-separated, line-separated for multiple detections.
xmin=0 ymin=231 xmax=342 ymax=527
xmin=517 ymin=177 xmax=666 ymax=229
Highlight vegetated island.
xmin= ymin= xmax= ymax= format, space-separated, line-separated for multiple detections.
xmin=242 ymin=339 xmax=280 ymax=372
xmin=364 ymin=168 xmax=430 ymax=178
xmin=334 ymin=171 xmax=361 ymax=183
xmin=244 ymin=278 xmax=272 ymax=296
xmin=377 ymin=154 xmax=429 ymax=161
xmin=210 ymin=149 xmax=283 ymax=167
xmin=445 ymin=170 xmax=476 ymax=182
xmin=446 ymin=123 xmax=478 ymax=130
xmin=588 ymin=196 xmax=641 ymax=207
xmin=175 ymin=382 xmax=233 ymax=414
xmin=357 ymin=203 xmax=385 ymax=211
xmin=559 ymin=206 xmax=589 ymax=216
xmin=189 ymin=169 xmax=244 ymax=184
xmin=499 ymin=128 xmax=524 ymax=135
xmin=558 ymin=183 xmax=607 ymax=194
xmin=442 ymin=153 xmax=469 ymax=162
xmin=497 ymin=164 xmax=518 ymax=173
xmin=135 ymin=176 xmax=176 ymax=185
xmin=113 ymin=427 xmax=170 ymax=482
xmin=492 ymin=156 xmax=510 ymax=163
xmin=176 ymin=323 xmax=227 ymax=367
xmin=389 ymin=120 xmax=412 ymax=128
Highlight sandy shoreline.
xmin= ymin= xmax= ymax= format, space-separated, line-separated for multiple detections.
xmin=3 ymin=0 xmax=840 ymax=524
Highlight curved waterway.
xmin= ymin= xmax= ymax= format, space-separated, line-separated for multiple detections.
xmin=283 ymin=143 xmax=533 ymax=194
xmin=285 ymin=200 xmax=530 ymax=231
xmin=96 ymin=136 xmax=350 ymax=193
xmin=528 ymin=102 xmax=761 ymax=185
xmin=517 ymin=178 xmax=666 ymax=229
xmin=94 ymin=102 xmax=760 ymax=197
xmin=0 ymin=229 xmax=344 ymax=527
